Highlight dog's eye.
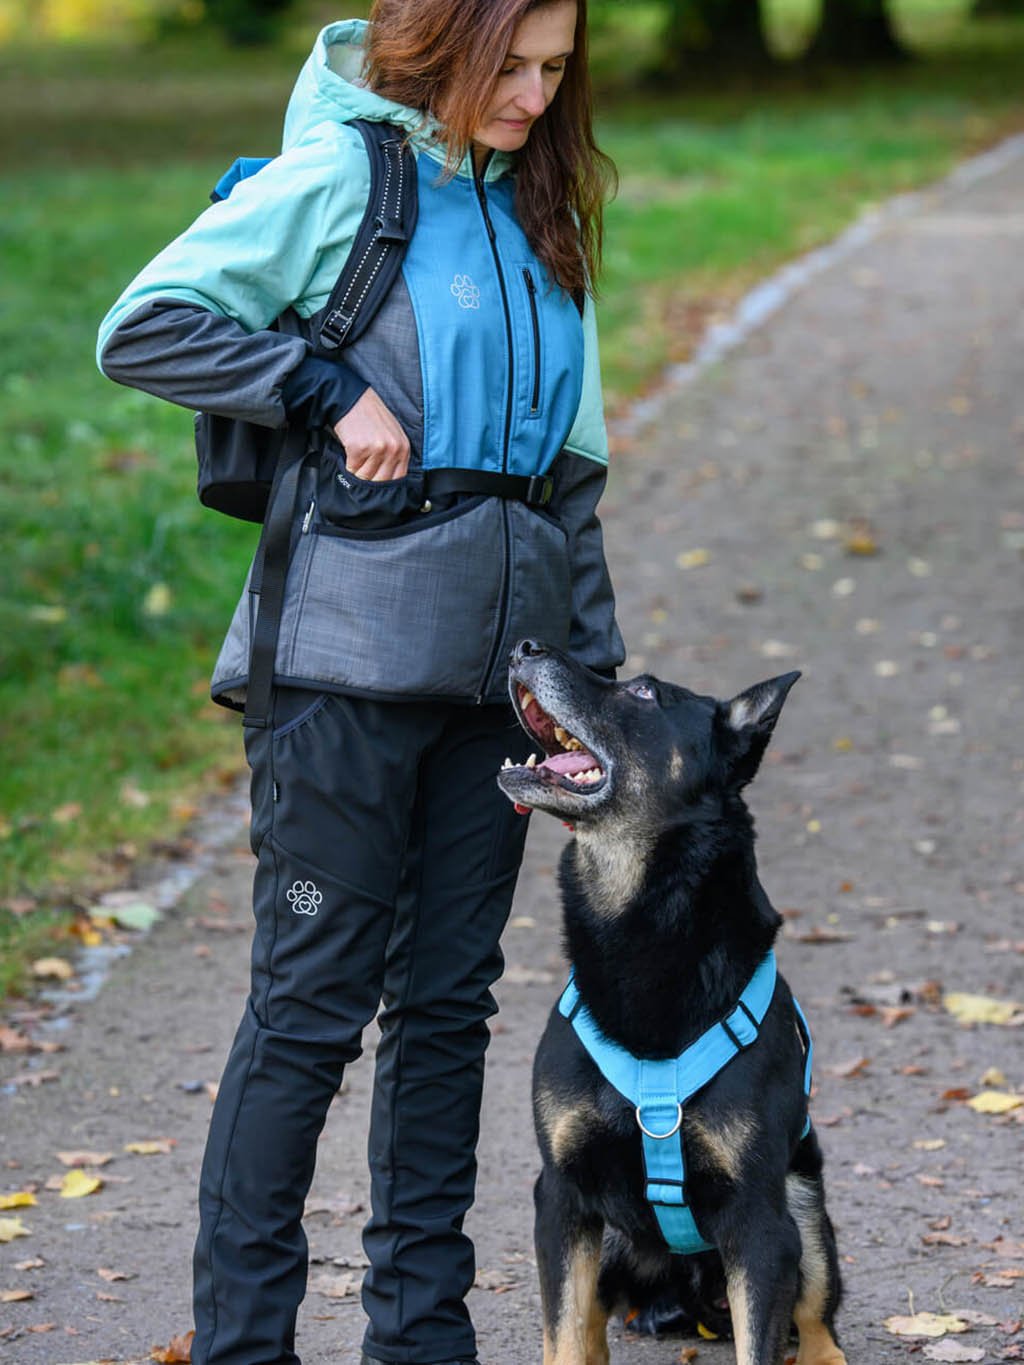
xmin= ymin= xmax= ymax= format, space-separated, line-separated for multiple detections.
xmin=627 ymin=681 xmax=657 ymax=702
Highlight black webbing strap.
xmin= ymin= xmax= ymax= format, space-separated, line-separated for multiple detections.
xmin=423 ymin=466 xmax=555 ymax=507
xmin=243 ymin=426 xmax=307 ymax=730
xmin=243 ymin=121 xmax=416 ymax=728
xmin=319 ymin=121 xmax=417 ymax=349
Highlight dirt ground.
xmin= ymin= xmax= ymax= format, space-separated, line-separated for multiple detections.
xmin=2 ymin=142 xmax=1023 ymax=1365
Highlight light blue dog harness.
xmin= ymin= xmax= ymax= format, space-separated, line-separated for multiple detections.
xmin=557 ymin=950 xmax=813 ymax=1256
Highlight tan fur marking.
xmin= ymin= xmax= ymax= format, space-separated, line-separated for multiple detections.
xmin=795 ymin=1320 xmax=847 ymax=1365
xmin=788 ymin=1174 xmax=847 ymax=1365
xmin=573 ymin=834 xmax=650 ymax=918
xmin=536 ymin=1086 xmax=601 ymax=1168
xmin=688 ymin=1110 xmax=756 ymax=1182
xmin=548 ymin=1239 xmax=608 ymax=1365
xmin=726 ymin=1269 xmax=753 ymax=1365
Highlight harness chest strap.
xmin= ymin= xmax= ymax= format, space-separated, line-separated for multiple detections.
xmin=558 ymin=951 xmax=813 ymax=1257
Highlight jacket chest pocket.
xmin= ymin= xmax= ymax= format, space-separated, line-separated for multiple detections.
xmin=520 ymin=265 xmax=543 ymax=420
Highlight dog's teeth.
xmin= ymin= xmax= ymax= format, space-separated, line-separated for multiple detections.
xmin=525 ymin=752 xmax=538 ymax=769
xmin=521 ymin=689 xmax=534 ymax=709
xmin=554 ymin=725 xmax=569 ymax=744
xmin=502 ymin=757 xmax=513 ymax=769
xmin=565 ymin=737 xmax=584 ymax=752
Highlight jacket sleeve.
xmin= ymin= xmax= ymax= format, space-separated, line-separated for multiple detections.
xmin=96 ymin=125 xmax=372 ymax=427
xmin=553 ymin=297 xmax=625 ymax=675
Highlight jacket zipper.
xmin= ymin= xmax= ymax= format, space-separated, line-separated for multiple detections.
xmin=473 ymin=165 xmax=515 ymax=473
xmin=473 ymin=160 xmax=515 ymax=702
xmin=522 ymin=267 xmax=541 ymax=414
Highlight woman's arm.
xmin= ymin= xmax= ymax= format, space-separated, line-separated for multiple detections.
xmin=555 ymin=296 xmax=625 ymax=675
xmin=96 ymin=125 xmax=373 ymax=428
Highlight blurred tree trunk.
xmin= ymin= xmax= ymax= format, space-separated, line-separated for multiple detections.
xmin=203 ymin=0 xmax=295 ymax=45
xmin=660 ymin=0 xmax=773 ymax=74
xmin=805 ymin=0 xmax=909 ymax=61
xmin=971 ymin=0 xmax=1024 ymax=14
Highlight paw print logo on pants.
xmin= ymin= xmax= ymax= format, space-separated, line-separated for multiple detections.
xmin=450 ymin=273 xmax=481 ymax=309
xmin=286 ymin=879 xmax=322 ymax=916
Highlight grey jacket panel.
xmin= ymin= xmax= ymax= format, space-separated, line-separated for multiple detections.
xmin=550 ymin=453 xmax=625 ymax=673
xmin=99 ymin=300 xmax=308 ymax=428
xmin=337 ymin=274 xmax=425 ymax=467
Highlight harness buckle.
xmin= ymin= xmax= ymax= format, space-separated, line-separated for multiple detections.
xmin=636 ymin=1103 xmax=683 ymax=1140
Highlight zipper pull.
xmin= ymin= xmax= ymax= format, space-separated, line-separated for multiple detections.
xmin=301 ymin=498 xmax=315 ymax=533
xmin=522 ymin=267 xmax=536 ymax=297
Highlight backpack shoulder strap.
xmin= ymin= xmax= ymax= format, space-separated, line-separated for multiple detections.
xmin=318 ymin=119 xmax=418 ymax=350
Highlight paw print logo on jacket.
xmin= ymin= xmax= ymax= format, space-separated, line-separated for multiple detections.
xmin=286 ymin=879 xmax=322 ymax=916
xmin=450 ymin=273 xmax=481 ymax=309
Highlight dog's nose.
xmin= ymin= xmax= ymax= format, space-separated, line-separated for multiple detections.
xmin=512 ymin=639 xmax=548 ymax=666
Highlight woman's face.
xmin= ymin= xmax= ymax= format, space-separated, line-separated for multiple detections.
xmin=470 ymin=2 xmax=578 ymax=167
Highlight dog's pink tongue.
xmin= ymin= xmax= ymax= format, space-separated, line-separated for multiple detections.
xmin=539 ymin=751 xmax=597 ymax=776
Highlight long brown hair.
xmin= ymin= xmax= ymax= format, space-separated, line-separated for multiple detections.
xmin=364 ymin=0 xmax=616 ymax=296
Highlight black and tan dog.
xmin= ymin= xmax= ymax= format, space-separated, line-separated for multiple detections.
xmin=497 ymin=640 xmax=846 ymax=1365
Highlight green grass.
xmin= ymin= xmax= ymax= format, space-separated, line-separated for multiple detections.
xmin=1 ymin=0 xmax=1023 ymax=994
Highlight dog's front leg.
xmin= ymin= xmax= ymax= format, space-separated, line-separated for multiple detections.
xmin=534 ymin=1169 xmax=608 ymax=1365
xmin=719 ymin=1214 xmax=801 ymax=1365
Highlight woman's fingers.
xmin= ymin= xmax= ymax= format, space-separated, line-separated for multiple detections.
xmin=333 ymin=387 xmax=410 ymax=482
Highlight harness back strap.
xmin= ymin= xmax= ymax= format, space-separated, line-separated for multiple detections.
xmin=558 ymin=951 xmax=811 ymax=1256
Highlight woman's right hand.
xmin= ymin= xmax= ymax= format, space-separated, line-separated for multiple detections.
xmin=333 ymin=387 xmax=411 ymax=482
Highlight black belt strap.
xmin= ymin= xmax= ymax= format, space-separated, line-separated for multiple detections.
xmin=423 ymin=467 xmax=554 ymax=507
xmin=244 ymin=425 xmax=307 ymax=730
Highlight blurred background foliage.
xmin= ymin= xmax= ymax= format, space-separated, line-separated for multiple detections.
xmin=0 ymin=0 xmax=1022 ymax=988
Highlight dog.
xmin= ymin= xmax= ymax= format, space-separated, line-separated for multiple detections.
xmin=496 ymin=640 xmax=846 ymax=1365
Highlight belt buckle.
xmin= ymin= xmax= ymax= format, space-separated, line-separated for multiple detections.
xmin=526 ymin=474 xmax=554 ymax=507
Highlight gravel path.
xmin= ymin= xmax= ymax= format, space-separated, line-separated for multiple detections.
xmin=2 ymin=142 xmax=1022 ymax=1365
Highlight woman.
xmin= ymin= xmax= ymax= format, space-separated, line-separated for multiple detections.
xmin=97 ymin=2 xmax=623 ymax=1361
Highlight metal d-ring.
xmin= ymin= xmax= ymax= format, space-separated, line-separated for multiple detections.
xmin=635 ymin=1104 xmax=683 ymax=1139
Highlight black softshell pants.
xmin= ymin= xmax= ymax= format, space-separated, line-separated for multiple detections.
xmin=191 ymin=688 xmax=533 ymax=1365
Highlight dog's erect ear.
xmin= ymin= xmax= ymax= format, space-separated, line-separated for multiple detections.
xmin=721 ymin=671 xmax=801 ymax=787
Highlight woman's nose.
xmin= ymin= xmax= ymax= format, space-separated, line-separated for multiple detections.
xmin=515 ymin=73 xmax=548 ymax=117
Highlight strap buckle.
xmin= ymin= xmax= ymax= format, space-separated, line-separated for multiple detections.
xmin=721 ymin=999 xmax=759 ymax=1051
xmin=374 ymin=217 xmax=408 ymax=244
xmin=320 ymin=307 xmax=354 ymax=346
xmin=525 ymin=474 xmax=554 ymax=507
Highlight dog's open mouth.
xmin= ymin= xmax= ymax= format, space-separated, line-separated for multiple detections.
xmin=503 ymin=685 xmax=607 ymax=796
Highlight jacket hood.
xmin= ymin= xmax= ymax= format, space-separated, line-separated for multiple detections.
xmin=282 ymin=19 xmax=514 ymax=182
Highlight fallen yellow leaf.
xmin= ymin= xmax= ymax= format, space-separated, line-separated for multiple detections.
xmin=944 ymin=992 xmax=1021 ymax=1026
xmin=31 ymin=957 xmax=74 ymax=981
xmin=966 ymin=1090 xmax=1023 ymax=1114
xmin=0 ymin=1217 xmax=30 ymax=1242
xmin=59 ymin=1170 xmax=103 ymax=1199
xmin=844 ymin=532 xmax=879 ymax=556
xmin=697 ymin=1322 xmax=719 ymax=1340
xmin=0 ymin=1192 xmax=36 ymax=1209
xmin=125 ymin=1138 xmax=176 ymax=1156
xmin=913 ymin=1139 xmax=946 ymax=1152
xmin=884 ymin=1312 xmax=968 ymax=1338
xmin=676 ymin=548 xmax=710 ymax=570
xmin=0 ymin=1288 xmax=33 ymax=1302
